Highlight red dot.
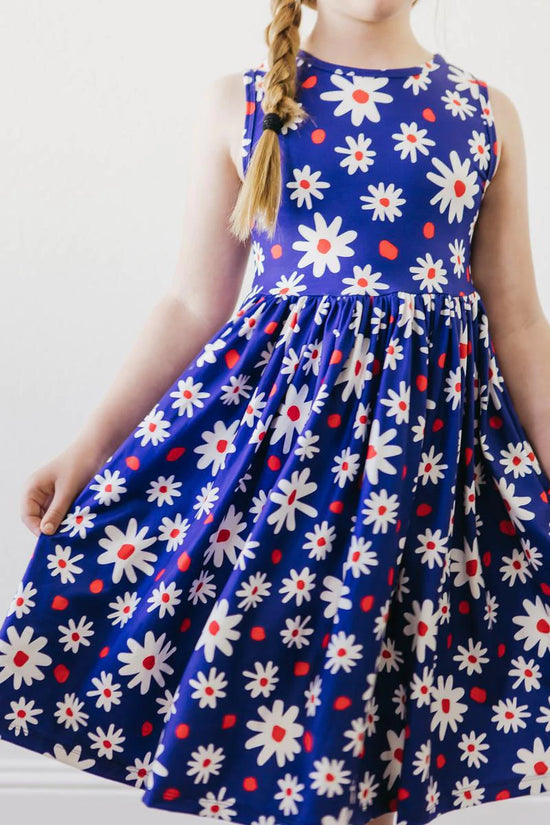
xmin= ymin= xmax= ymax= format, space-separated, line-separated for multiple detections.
xmin=329 ymin=500 xmax=344 ymax=514
xmin=379 ymin=239 xmax=399 ymax=260
xmin=334 ymin=696 xmax=352 ymax=710
xmin=470 ymin=686 xmax=487 ymax=703
xmin=416 ymin=374 xmax=428 ymax=391
xmin=141 ymin=721 xmax=153 ymax=736
xmin=294 ymin=661 xmax=309 ymax=676
xmin=180 ymin=617 xmax=191 ymax=632
xmin=268 ymin=455 xmax=281 ymax=471
xmin=458 ymin=600 xmax=470 ymax=614
xmin=51 ymin=595 xmax=68 ymax=610
xmin=99 ymin=646 xmax=109 ymax=658
xmin=222 ymin=714 xmax=237 ymax=729
xmin=176 ymin=723 xmax=190 ymax=738
xmin=166 ymin=447 xmax=185 ymax=462
xmin=327 ymin=413 xmax=341 ymax=428
xmin=54 ymin=664 xmax=70 ymax=683
xmin=416 ymin=503 xmax=432 ymax=517
xmin=302 ymin=75 xmax=318 ymax=89
xmin=500 ymin=520 xmax=516 ymax=536
xmin=497 ymin=643 xmax=506 ymax=657
xmin=163 ymin=788 xmax=180 ymax=801
xmin=423 ymin=221 xmax=435 ymax=239
xmin=225 ymin=349 xmax=240 ymax=369
xmin=250 ymin=626 xmax=265 ymax=641
xmin=329 ymin=349 xmax=343 ymax=365
xmin=243 ymin=776 xmax=258 ymax=792
xmin=271 ymin=244 xmax=282 ymax=258
xmin=423 ymin=108 xmax=436 ymax=122
xmin=245 ymin=101 xmax=255 ymax=116
xmin=495 ymin=790 xmax=510 ymax=801
xmin=89 ymin=579 xmax=103 ymax=594
xmin=178 ymin=551 xmax=191 ymax=572
xmin=311 ymin=128 xmax=326 ymax=144
xmin=436 ymin=754 xmax=446 ymax=768
xmin=271 ymin=548 xmax=282 ymax=564
xmin=303 ymin=731 xmax=314 ymax=752
xmin=361 ymin=595 xmax=375 ymax=612
xmin=126 ymin=456 xmax=140 ymax=471
xmin=489 ymin=415 xmax=503 ymax=429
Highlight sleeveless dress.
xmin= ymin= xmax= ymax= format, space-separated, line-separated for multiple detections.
xmin=1 ymin=47 xmax=550 ymax=825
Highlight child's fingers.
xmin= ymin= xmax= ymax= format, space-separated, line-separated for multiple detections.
xmin=39 ymin=488 xmax=73 ymax=535
xmin=20 ymin=480 xmax=52 ymax=537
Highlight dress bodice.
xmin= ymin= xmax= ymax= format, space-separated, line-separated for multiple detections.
xmin=241 ymin=49 xmax=498 ymax=298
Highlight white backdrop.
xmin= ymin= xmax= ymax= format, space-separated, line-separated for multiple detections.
xmin=0 ymin=1 xmax=549 ymax=823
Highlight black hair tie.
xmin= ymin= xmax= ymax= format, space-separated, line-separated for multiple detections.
xmin=262 ymin=112 xmax=284 ymax=134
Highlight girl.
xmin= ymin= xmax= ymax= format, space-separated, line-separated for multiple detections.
xmin=1 ymin=1 xmax=550 ymax=824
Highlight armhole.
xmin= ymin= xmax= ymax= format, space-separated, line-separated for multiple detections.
xmin=242 ymin=68 xmax=258 ymax=178
xmin=477 ymin=77 xmax=500 ymax=186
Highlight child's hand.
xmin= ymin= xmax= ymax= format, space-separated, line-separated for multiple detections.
xmin=20 ymin=442 xmax=107 ymax=538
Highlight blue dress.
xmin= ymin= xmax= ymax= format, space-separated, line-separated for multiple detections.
xmin=1 ymin=48 xmax=550 ymax=825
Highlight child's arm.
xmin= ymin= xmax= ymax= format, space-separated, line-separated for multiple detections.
xmin=22 ymin=71 xmax=251 ymax=537
xmin=470 ymin=84 xmax=550 ymax=479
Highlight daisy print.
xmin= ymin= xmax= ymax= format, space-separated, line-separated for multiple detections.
xmin=251 ymin=240 xmax=265 ymax=275
xmin=427 ymin=150 xmax=480 ymax=223
xmin=0 ymin=45 xmax=547 ymax=825
xmin=134 ymin=405 xmax=171 ymax=447
xmin=360 ymin=182 xmax=406 ymax=222
xmin=7 ymin=581 xmax=37 ymax=619
xmin=441 ymin=88 xmax=477 ymax=120
xmin=392 ymin=121 xmax=435 ymax=162
xmin=292 ymin=212 xmax=357 ymax=277
xmin=169 ymin=376 xmax=210 ymax=417
xmin=479 ymin=92 xmax=495 ymax=129
xmin=88 ymin=468 xmax=127 ymax=505
xmin=469 ymin=129 xmax=491 ymax=170
xmin=97 ymin=517 xmax=158 ymax=584
xmin=403 ymin=66 xmax=433 ymax=95
xmin=449 ymin=238 xmax=466 ymax=276
xmin=341 ymin=264 xmax=390 ymax=296
xmin=146 ymin=474 xmax=182 ymax=507
xmin=287 ymin=165 xmax=330 ymax=209
xmin=58 ymin=505 xmax=96 ymax=539
xmin=45 ymin=544 xmax=84 ymax=584
xmin=117 ymin=630 xmax=176 ymax=694
xmin=4 ymin=697 xmax=43 ymax=737
xmin=409 ymin=252 xmax=448 ymax=292
xmin=334 ymin=133 xmax=376 ymax=174
xmin=447 ymin=64 xmax=484 ymax=100
xmin=320 ymin=73 xmax=393 ymax=125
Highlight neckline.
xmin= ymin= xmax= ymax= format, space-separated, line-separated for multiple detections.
xmin=297 ymin=46 xmax=441 ymax=78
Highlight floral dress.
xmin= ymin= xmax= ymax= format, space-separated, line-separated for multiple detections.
xmin=0 ymin=47 xmax=550 ymax=825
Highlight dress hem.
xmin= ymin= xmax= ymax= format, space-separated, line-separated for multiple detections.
xmin=1 ymin=720 xmax=549 ymax=825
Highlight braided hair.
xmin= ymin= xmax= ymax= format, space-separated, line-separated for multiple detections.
xmin=229 ymin=0 xmax=313 ymax=242
xmin=229 ymin=0 xmax=419 ymax=242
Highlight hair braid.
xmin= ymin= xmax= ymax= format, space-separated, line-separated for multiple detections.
xmin=229 ymin=0 xmax=311 ymax=242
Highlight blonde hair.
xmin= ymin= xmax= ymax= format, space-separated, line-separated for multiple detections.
xmin=229 ymin=0 xmax=419 ymax=243
xmin=229 ymin=0 xmax=316 ymax=243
